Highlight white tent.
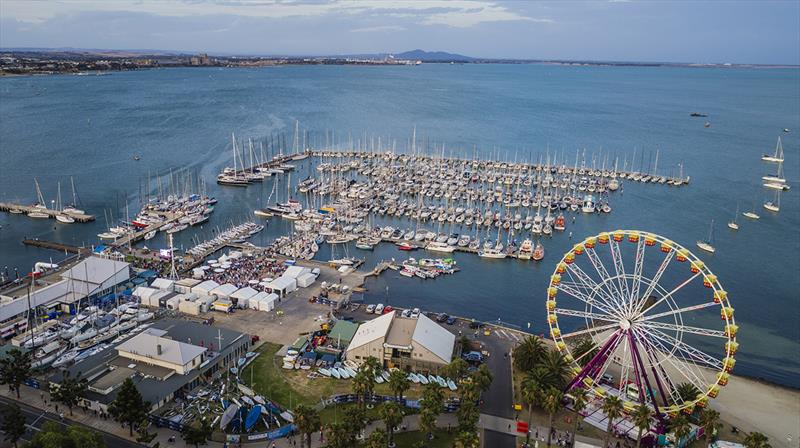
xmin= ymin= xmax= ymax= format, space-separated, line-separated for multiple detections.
xmin=149 ymin=290 xmax=173 ymax=308
xmin=175 ymin=278 xmax=201 ymax=294
xmin=150 ymin=278 xmax=175 ymax=291
xmin=192 ymin=268 xmax=205 ymax=279
xmin=283 ymin=266 xmax=311 ymax=279
xmin=179 ymin=299 xmax=202 ymax=315
xmin=231 ymin=287 xmax=258 ymax=302
xmin=249 ymin=292 xmax=269 ymax=310
xmin=210 ymin=283 xmax=238 ymax=299
xmin=132 ymin=286 xmax=158 ymax=305
xmin=266 ymin=276 xmax=297 ymax=297
xmin=192 ymin=280 xmax=220 ymax=298
xmin=296 ymin=272 xmax=316 ymax=288
xmin=259 ymin=293 xmax=279 ymax=311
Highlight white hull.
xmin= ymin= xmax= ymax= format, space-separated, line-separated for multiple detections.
xmin=56 ymin=214 xmax=75 ymax=223
xmin=696 ymin=241 xmax=715 ymax=253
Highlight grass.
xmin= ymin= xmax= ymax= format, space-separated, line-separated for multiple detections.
xmin=387 ymin=430 xmax=457 ymax=448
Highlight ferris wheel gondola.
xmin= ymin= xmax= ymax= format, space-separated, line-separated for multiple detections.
xmin=546 ymin=230 xmax=737 ymax=418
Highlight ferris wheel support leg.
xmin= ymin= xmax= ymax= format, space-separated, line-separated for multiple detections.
xmin=629 ymin=330 xmax=666 ymax=427
xmin=565 ymin=329 xmax=622 ymax=392
xmin=639 ymin=331 xmax=674 ymax=410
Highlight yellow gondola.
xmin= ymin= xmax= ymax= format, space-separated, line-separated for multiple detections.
xmin=557 ymin=341 xmax=567 ymax=351
xmin=713 ymin=290 xmax=727 ymax=303
xmin=548 ymin=287 xmax=558 ymax=298
xmin=613 ymin=232 xmax=624 ymax=242
xmin=676 ymin=248 xmax=689 ymax=262
xmin=550 ymin=328 xmax=561 ymax=338
xmin=717 ymin=371 xmax=730 ymax=386
xmin=548 ymin=314 xmax=558 ymax=324
xmin=660 ymin=240 xmax=673 ymax=253
xmin=565 ymin=253 xmax=575 ymax=264
xmin=703 ymin=274 xmax=717 ymax=288
xmin=557 ymin=262 xmax=567 ymax=274
xmin=585 ymin=237 xmax=597 ymax=248
xmin=725 ymin=341 xmax=739 ymax=355
xmin=546 ymin=300 xmax=557 ymax=311
xmin=573 ymin=244 xmax=585 ymax=255
xmin=724 ymin=324 xmax=738 ymax=337
xmin=690 ymin=260 xmax=705 ymax=273
xmin=645 ymin=236 xmax=656 ymax=246
xmin=551 ymin=274 xmax=561 ymax=285
xmin=720 ymin=307 xmax=734 ymax=320
xmin=723 ymin=356 xmax=736 ymax=372
xmin=598 ymin=233 xmax=610 ymax=244
xmin=628 ymin=232 xmax=640 ymax=243
xmin=708 ymin=385 xmax=720 ymax=398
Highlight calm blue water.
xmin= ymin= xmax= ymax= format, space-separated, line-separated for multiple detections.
xmin=0 ymin=65 xmax=798 ymax=387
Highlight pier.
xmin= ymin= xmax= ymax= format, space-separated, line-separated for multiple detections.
xmin=0 ymin=202 xmax=95 ymax=222
xmin=22 ymin=239 xmax=91 ymax=255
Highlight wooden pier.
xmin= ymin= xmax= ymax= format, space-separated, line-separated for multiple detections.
xmin=22 ymin=239 xmax=91 ymax=255
xmin=0 ymin=202 xmax=95 ymax=222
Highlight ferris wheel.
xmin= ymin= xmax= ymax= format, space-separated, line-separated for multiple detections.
xmin=546 ymin=230 xmax=738 ymax=417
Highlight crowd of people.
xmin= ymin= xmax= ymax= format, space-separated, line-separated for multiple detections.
xmin=201 ymin=252 xmax=287 ymax=290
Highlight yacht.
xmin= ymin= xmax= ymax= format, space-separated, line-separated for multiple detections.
xmin=478 ymin=248 xmax=506 ymax=259
xmin=532 ymin=242 xmax=545 ymax=261
xmin=761 ymin=137 xmax=784 ymax=163
xmin=426 ymin=241 xmax=455 ymax=253
xmin=696 ymin=220 xmax=716 ymax=253
xmin=517 ymin=239 xmax=533 ymax=260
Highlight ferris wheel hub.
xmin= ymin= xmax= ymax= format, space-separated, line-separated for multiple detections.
xmin=619 ymin=319 xmax=632 ymax=331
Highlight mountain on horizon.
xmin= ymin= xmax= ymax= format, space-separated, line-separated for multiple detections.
xmin=394 ymin=49 xmax=474 ymax=61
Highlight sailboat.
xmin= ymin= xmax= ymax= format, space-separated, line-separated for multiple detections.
xmin=28 ymin=179 xmax=50 ymax=218
xmin=761 ymin=137 xmax=785 ymax=163
xmin=762 ymin=160 xmax=786 ymax=184
xmin=62 ymin=177 xmax=85 ymax=215
xmin=763 ymin=190 xmax=781 ymax=212
xmin=727 ymin=203 xmax=739 ymax=230
xmin=696 ymin=220 xmax=716 ymax=253
xmin=217 ymin=133 xmax=250 ymax=186
xmin=55 ymin=182 xmax=75 ymax=223
xmin=742 ymin=200 xmax=760 ymax=220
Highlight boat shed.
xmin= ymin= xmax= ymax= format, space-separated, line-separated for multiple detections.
xmin=327 ymin=320 xmax=359 ymax=347
xmin=192 ymin=280 xmax=220 ymax=299
xmin=266 ymin=276 xmax=296 ymax=297
xmin=210 ymin=284 xmax=238 ymax=300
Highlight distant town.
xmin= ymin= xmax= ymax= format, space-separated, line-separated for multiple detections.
xmin=2 ymin=48 xmax=794 ymax=76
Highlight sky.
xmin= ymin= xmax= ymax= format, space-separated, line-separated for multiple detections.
xmin=0 ymin=0 xmax=798 ymax=64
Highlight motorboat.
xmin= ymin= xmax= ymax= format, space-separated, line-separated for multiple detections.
xmin=532 ymin=242 xmax=545 ymax=261
xmin=479 ymin=248 xmax=506 ymax=259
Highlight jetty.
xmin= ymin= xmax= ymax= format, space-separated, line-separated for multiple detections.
xmin=22 ymin=239 xmax=91 ymax=255
xmin=0 ymin=202 xmax=95 ymax=222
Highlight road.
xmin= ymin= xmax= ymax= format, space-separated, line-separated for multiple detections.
xmin=0 ymin=396 xmax=141 ymax=448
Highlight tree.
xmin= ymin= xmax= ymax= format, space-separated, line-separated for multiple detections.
xmin=456 ymin=381 xmax=480 ymax=433
xmin=570 ymin=337 xmax=599 ymax=367
xmin=443 ymin=358 xmax=469 ymax=381
xmin=351 ymin=370 xmax=373 ymax=411
xmin=570 ymin=387 xmax=588 ymax=442
xmin=364 ymin=428 xmax=387 ymax=448
xmin=743 ymin=432 xmax=771 ymax=448
xmin=343 ymin=406 xmax=367 ymax=441
xmin=454 ymin=430 xmax=481 ymax=448
xmin=471 ymin=364 xmax=493 ymax=393
xmin=675 ymin=382 xmax=701 ymax=405
xmin=601 ymin=395 xmax=624 ymax=448
xmin=542 ymin=387 xmax=564 ymax=447
xmin=327 ymin=421 xmax=353 ymax=448
xmin=699 ymin=409 xmax=723 ymax=448
xmin=27 ymin=422 xmax=106 ymax=448
xmin=50 ymin=370 xmax=88 ymax=416
xmin=420 ymin=382 xmax=444 ymax=439
xmin=378 ymin=401 xmax=403 ymax=446
xmin=1 ymin=403 xmax=26 ymax=448
xmin=631 ymin=403 xmax=653 ymax=448
xmin=387 ymin=369 xmax=410 ymax=401
xmin=541 ymin=349 xmax=571 ymax=390
xmin=107 ymin=378 xmax=150 ymax=436
xmin=669 ymin=414 xmax=692 ymax=448
xmin=522 ymin=367 xmax=547 ymax=443
xmin=294 ymin=404 xmax=320 ymax=448
xmin=182 ymin=419 xmax=213 ymax=448
xmin=0 ymin=348 xmax=32 ymax=399
xmin=514 ymin=335 xmax=547 ymax=371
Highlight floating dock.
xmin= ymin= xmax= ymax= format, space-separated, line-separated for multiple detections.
xmin=0 ymin=202 xmax=95 ymax=222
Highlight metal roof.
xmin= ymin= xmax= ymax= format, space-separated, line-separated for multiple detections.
xmin=116 ymin=328 xmax=207 ymax=366
xmin=347 ymin=311 xmax=395 ymax=352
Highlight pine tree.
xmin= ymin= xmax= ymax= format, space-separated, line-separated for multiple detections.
xmin=0 ymin=348 xmax=32 ymax=399
xmin=108 ymin=378 xmax=150 ymax=436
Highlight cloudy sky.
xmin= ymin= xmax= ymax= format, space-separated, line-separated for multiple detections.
xmin=1 ymin=0 xmax=798 ymax=64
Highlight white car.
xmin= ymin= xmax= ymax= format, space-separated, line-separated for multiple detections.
xmin=375 ymin=303 xmax=385 ymax=314
xmin=365 ymin=304 xmax=376 ymax=314
xmin=401 ymin=309 xmax=412 ymax=318
xmin=410 ymin=308 xmax=421 ymax=319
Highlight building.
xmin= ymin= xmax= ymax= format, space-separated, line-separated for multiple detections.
xmin=50 ymin=318 xmax=251 ymax=413
xmin=345 ymin=311 xmax=455 ymax=373
xmin=0 ymin=257 xmax=131 ymax=338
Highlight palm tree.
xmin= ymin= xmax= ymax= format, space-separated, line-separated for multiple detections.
xmin=454 ymin=430 xmax=481 ymax=448
xmin=699 ymin=409 xmax=723 ymax=448
xmin=669 ymin=415 xmax=692 ymax=448
xmin=570 ymin=337 xmax=599 ymax=367
xmin=387 ymin=369 xmax=410 ymax=401
xmin=379 ymin=401 xmax=403 ymax=446
xmin=365 ymin=428 xmax=387 ymax=448
xmin=542 ymin=387 xmax=564 ymax=447
xmin=744 ymin=432 xmax=771 ymax=448
xmin=514 ymin=335 xmax=547 ymax=371
xmin=631 ymin=403 xmax=653 ymax=448
xmin=471 ymin=364 xmax=493 ymax=393
xmin=675 ymin=382 xmax=701 ymax=405
xmin=522 ymin=369 xmax=545 ymax=444
xmin=362 ymin=356 xmax=382 ymax=378
xmin=294 ymin=404 xmax=320 ymax=448
xmin=601 ymin=395 xmax=624 ymax=448
xmin=443 ymin=358 xmax=469 ymax=381
xmin=420 ymin=382 xmax=444 ymax=439
xmin=351 ymin=370 xmax=372 ymax=410
xmin=541 ymin=349 xmax=571 ymax=390
xmin=570 ymin=387 xmax=588 ymax=441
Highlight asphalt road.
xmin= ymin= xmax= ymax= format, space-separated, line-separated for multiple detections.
xmin=0 ymin=396 xmax=141 ymax=448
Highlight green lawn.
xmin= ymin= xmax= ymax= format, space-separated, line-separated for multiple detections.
xmin=386 ymin=430 xmax=456 ymax=448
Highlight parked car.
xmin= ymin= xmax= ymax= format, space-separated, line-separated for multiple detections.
xmin=462 ymin=351 xmax=484 ymax=363
xmin=382 ymin=305 xmax=393 ymax=314
xmin=401 ymin=309 xmax=412 ymax=318
xmin=366 ymin=304 xmax=376 ymax=314
xmin=410 ymin=308 xmax=421 ymax=319
xmin=436 ymin=313 xmax=449 ymax=323
xmin=445 ymin=316 xmax=456 ymax=325
xmin=468 ymin=320 xmax=484 ymax=329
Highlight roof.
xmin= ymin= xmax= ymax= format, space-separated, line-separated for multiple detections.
xmin=210 ymin=283 xmax=238 ymax=297
xmin=193 ymin=280 xmax=220 ymax=293
xmin=175 ymin=278 xmax=201 ymax=287
xmin=62 ymin=257 xmax=129 ymax=286
xmin=283 ymin=266 xmax=310 ymax=279
xmin=267 ymin=276 xmax=295 ymax=290
xmin=328 ymin=320 xmax=359 ymax=345
xmin=230 ymin=287 xmax=258 ymax=300
xmin=150 ymin=278 xmax=175 ymax=290
xmin=348 ymin=311 xmax=395 ymax=352
xmin=385 ymin=317 xmax=416 ymax=349
xmin=116 ymin=328 xmax=207 ymax=366
xmin=412 ymin=313 xmax=455 ymax=363
xmin=133 ymin=286 xmax=158 ymax=300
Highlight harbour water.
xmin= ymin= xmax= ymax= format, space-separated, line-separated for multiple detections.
xmin=0 ymin=64 xmax=798 ymax=387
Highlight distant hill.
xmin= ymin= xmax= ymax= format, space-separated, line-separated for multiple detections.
xmin=394 ymin=49 xmax=474 ymax=62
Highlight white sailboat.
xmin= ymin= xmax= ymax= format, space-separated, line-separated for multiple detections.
xmin=727 ymin=203 xmax=739 ymax=230
xmin=742 ymin=199 xmax=760 ymax=220
xmin=696 ymin=220 xmax=716 ymax=253
xmin=763 ymin=189 xmax=781 ymax=212
xmin=761 ymin=136 xmax=784 ymax=163
xmin=28 ymin=179 xmax=50 ymax=218
xmin=55 ymin=182 xmax=75 ymax=223
xmin=62 ymin=177 xmax=85 ymax=215
xmin=762 ymin=160 xmax=786 ymax=184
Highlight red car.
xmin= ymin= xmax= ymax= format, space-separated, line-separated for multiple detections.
xmin=382 ymin=305 xmax=393 ymax=314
